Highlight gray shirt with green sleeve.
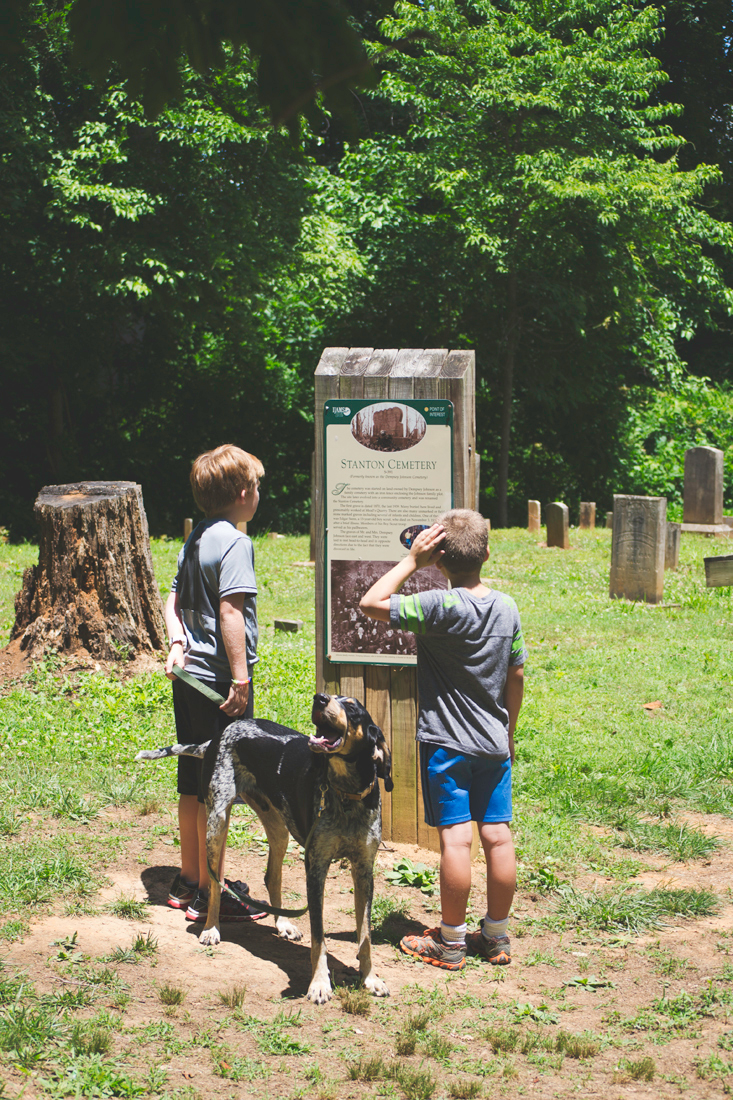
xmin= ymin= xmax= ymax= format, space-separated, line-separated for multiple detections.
xmin=389 ymin=587 xmax=527 ymax=759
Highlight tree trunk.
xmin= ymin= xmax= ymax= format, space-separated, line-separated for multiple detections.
xmin=497 ymin=269 xmax=520 ymax=528
xmin=12 ymin=481 xmax=166 ymax=661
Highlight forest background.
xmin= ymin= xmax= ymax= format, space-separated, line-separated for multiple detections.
xmin=4 ymin=0 xmax=733 ymax=537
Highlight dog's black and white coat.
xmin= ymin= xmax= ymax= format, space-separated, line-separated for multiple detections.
xmin=137 ymin=693 xmax=392 ymax=1004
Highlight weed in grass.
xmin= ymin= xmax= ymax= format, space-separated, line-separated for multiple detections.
xmin=145 ymin=1063 xmax=169 ymax=1092
xmin=111 ymin=991 xmax=131 ymax=1010
xmin=372 ymin=894 xmax=412 ymax=945
xmin=385 ymin=857 xmax=438 ymax=896
xmin=348 ymin=1055 xmax=386 ymax=1081
xmin=217 ymin=984 xmax=246 ymax=1009
xmin=0 ymin=918 xmax=28 ymax=942
xmin=396 ymin=1032 xmax=418 ymax=1056
xmin=555 ymin=1031 xmax=600 ymax=1058
xmin=721 ymin=1031 xmax=733 ymax=1051
xmin=70 ymin=1021 xmax=111 ymax=1056
xmin=42 ymin=1054 xmax=145 ymax=1098
xmin=484 ymin=1026 xmax=519 ymax=1054
xmin=138 ymin=796 xmax=161 ymax=815
xmin=0 ymin=1002 xmax=62 ymax=1068
xmin=621 ymin=1056 xmax=656 ymax=1082
xmin=421 ymin=1031 xmax=453 ymax=1061
xmin=500 ymin=1060 xmax=518 ymax=1079
xmin=617 ymin=820 xmax=719 ymax=861
xmin=696 ymin=1052 xmax=733 ymax=1080
xmin=552 ymin=885 xmax=717 ymax=933
xmin=110 ymin=931 xmax=157 ymax=963
xmin=109 ymin=894 xmax=149 ymax=920
xmin=386 ymin=1061 xmax=437 ymax=1100
xmin=335 ymin=984 xmax=371 ymax=1016
xmin=0 ymin=809 xmax=21 ymax=836
xmin=48 ymin=985 xmax=94 ymax=1009
xmin=213 ymin=1050 xmax=270 ymax=1081
xmin=524 ymin=949 xmax=559 ymax=967
xmin=448 ymin=1080 xmax=482 ymax=1099
xmin=159 ymin=983 xmax=185 ymax=1006
xmin=646 ymin=945 xmax=690 ymax=977
xmin=510 ymin=1002 xmax=559 ymax=1025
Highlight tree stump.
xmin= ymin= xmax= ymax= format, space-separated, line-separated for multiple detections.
xmin=12 ymin=482 xmax=166 ymax=660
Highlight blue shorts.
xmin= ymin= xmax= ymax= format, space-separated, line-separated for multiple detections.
xmin=420 ymin=744 xmax=512 ymax=827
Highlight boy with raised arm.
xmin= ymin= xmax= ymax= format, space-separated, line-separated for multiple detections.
xmin=360 ymin=510 xmax=525 ymax=970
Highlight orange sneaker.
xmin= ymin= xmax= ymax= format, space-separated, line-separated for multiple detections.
xmin=465 ymin=929 xmax=511 ymax=965
xmin=399 ymin=927 xmax=466 ymax=971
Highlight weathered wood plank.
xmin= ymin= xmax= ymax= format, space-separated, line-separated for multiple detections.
xmin=340 ymin=347 xmax=373 ymax=377
xmin=390 ymin=665 xmax=418 ymax=844
xmin=366 ymin=664 xmax=392 ymax=839
xmin=364 ymin=349 xmax=399 ymax=377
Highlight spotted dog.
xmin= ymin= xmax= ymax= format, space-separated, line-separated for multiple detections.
xmin=137 ymin=693 xmax=392 ymax=1004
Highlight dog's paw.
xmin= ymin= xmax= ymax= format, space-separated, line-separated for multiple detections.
xmin=198 ymin=926 xmax=221 ymax=947
xmin=276 ymin=918 xmax=302 ymax=942
xmin=306 ymin=979 xmax=333 ymax=1005
xmin=364 ymin=974 xmax=390 ymax=998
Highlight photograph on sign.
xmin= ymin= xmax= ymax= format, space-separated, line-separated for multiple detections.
xmin=325 ymin=399 xmax=454 ymax=664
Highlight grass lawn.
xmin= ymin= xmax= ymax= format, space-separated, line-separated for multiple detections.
xmin=1 ymin=527 xmax=733 ymax=1098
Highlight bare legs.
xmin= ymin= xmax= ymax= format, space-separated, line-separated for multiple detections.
xmin=437 ymin=820 xmax=515 ymax=926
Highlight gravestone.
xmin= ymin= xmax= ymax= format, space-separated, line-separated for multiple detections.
xmin=609 ymin=495 xmax=666 ymax=603
xmin=579 ymin=502 xmax=596 ymax=530
xmin=606 ymin=511 xmax=613 ymax=529
xmin=528 ymin=500 xmax=540 ymax=533
xmin=184 ymin=517 xmax=192 ymax=540
xmin=683 ymin=446 xmax=723 ymax=525
xmin=546 ymin=502 xmax=569 ymax=549
xmin=665 ymin=522 xmax=681 ymax=570
xmin=705 ymin=555 xmax=733 ymax=587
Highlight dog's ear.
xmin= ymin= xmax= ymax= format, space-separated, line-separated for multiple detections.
xmin=369 ymin=724 xmax=393 ymax=792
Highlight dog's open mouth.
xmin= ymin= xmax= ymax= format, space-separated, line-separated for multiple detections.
xmin=310 ymin=706 xmax=344 ymax=753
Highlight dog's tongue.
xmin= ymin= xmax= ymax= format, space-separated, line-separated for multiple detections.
xmin=310 ymin=729 xmax=342 ymax=751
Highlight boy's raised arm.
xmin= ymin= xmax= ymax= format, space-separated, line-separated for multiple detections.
xmin=360 ymin=524 xmax=445 ymax=622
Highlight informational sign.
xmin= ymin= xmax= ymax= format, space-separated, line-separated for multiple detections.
xmin=324 ymin=399 xmax=453 ymax=664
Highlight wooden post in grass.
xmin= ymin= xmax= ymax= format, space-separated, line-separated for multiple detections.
xmin=579 ymin=502 xmax=596 ymax=530
xmin=314 ymin=347 xmax=476 ymax=852
xmin=546 ymin=502 xmax=569 ymax=549
xmin=609 ymin=494 xmax=666 ymax=603
xmin=665 ymin=522 xmax=681 ymax=570
xmin=528 ymin=500 xmax=541 ymax=533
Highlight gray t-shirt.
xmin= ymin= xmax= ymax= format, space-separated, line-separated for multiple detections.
xmin=390 ymin=587 xmax=527 ymax=759
xmin=172 ymin=519 xmax=258 ymax=682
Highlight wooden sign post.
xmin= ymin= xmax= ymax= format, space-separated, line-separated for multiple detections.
xmin=314 ymin=348 xmax=476 ymax=851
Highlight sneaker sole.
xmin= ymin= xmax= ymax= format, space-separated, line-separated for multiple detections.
xmin=185 ymin=909 xmax=267 ymax=923
xmin=167 ymin=896 xmax=194 ymax=910
xmin=399 ymin=942 xmax=466 ymax=971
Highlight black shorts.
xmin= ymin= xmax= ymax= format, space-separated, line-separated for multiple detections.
xmin=172 ymin=676 xmax=254 ymax=801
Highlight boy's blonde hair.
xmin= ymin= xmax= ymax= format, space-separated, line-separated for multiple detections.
xmin=190 ymin=444 xmax=264 ymax=517
xmin=436 ymin=509 xmax=488 ymax=575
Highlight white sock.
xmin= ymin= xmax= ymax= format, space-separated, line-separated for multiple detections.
xmin=482 ymin=914 xmax=509 ymax=939
xmin=440 ymin=921 xmax=467 ymax=946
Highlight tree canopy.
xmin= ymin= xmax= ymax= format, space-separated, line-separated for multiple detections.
xmin=2 ymin=0 xmax=733 ymax=535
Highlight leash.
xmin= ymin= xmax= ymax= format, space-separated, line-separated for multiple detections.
xmin=204 ymin=784 xmax=332 ymax=919
xmin=171 ymin=664 xmax=226 ymax=705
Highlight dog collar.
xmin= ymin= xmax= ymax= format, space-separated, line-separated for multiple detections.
xmin=333 ymin=776 xmax=377 ymax=802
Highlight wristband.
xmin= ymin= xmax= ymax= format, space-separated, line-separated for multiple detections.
xmin=231 ymin=677 xmax=251 ymax=686
xmin=168 ymin=636 xmax=187 ymax=650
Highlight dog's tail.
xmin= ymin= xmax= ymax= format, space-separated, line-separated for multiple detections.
xmin=135 ymin=741 xmax=211 ymax=762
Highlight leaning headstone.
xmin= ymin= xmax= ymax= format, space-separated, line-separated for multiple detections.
xmin=546 ymin=502 xmax=569 ymax=549
xmin=528 ymin=500 xmax=541 ymax=533
xmin=609 ymin=495 xmax=666 ymax=603
xmin=274 ymin=619 xmax=304 ymax=633
xmin=665 ymin=522 xmax=681 ymax=571
xmin=683 ymin=446 xmax=723 ymax=525
xmin=579 ymin=502 xmax=596 ymax=530
xmin=606 ymin=511 xmax=613 ymax=529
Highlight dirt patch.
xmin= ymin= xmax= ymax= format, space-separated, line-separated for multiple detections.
xmin=4 ymin=809 xmax=733 ymax=1099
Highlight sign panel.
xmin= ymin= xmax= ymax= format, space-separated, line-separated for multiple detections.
xmin=324 ymin=399 xmax=453 ymax=664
